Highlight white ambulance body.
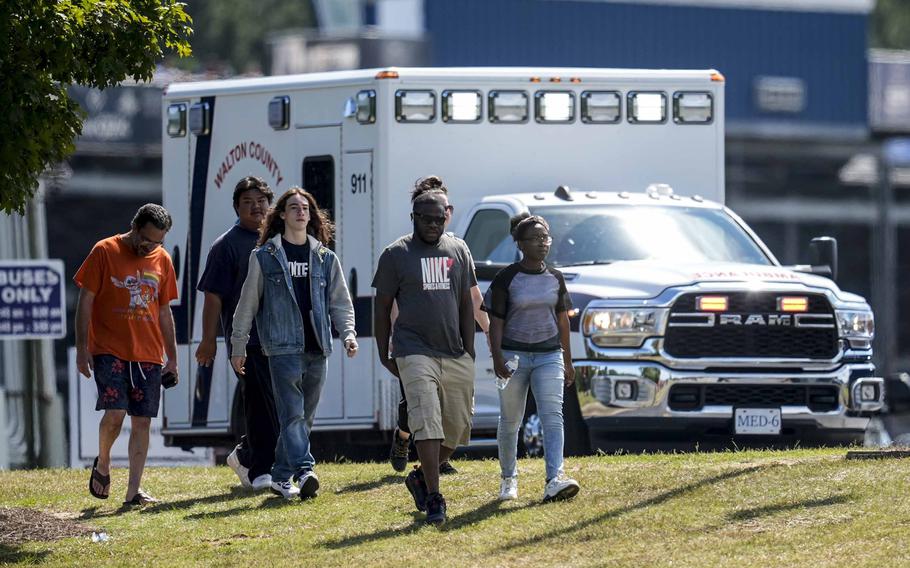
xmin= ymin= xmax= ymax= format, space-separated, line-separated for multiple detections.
xmin=161 ymin=67 xmax=878 ymax=451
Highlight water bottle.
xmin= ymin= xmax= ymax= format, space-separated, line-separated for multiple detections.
xmin=497 ymin=355 xmax=520 ymax=390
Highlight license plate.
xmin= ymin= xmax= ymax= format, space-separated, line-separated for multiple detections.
xmin=734 ymin=408 xmax=781 ymax=435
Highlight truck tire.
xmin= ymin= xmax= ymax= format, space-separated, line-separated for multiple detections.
xmin=519 ymin=385 xmax=592 ymax=457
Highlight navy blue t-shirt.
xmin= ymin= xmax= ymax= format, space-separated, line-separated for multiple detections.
xmin=282 ymin=238 xmax=320 ymax=353
xmin=197 ymin=224 xmax=260 ymax=347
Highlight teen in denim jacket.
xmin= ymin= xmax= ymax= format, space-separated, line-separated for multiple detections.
xmin=231 ymin=187 xmax=357 ymax=500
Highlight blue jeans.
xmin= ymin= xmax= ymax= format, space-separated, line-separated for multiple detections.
xmin=268 ymin=352 xmax=328 ymax=481
xmin=497 ymin=349 xmax=565 ymax=481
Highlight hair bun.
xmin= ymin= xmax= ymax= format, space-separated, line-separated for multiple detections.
xmin=509 ymin=212 xmax=531 ymax=237
xmin=416 ymin=175 xmax=444 ymax=192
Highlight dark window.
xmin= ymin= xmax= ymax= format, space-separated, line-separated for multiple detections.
xmin=303 ymin=155 xmax=335 ymax=250
xmin=464 ymin=209 xmax=516 ymax=279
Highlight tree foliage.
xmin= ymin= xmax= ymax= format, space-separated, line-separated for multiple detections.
xmin=0 ymin=0 xmax=192 ymax=214
xmin=871 ymin=0 xmax=910 ymax=50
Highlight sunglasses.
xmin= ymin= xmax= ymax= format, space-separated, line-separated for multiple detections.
xmin=521 ymin=235 xmax=553 ymax=245
xmin=412 ymin=211 xmax=447 ymax=226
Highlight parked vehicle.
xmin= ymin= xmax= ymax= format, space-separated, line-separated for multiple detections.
xmin=161 ymin=66 xmax=881 ymax=452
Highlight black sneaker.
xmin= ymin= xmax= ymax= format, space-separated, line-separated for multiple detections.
xmin=438 ymin=461 xmax=458 ymax=475
xmin=425 ymin=492 xmax=447 ymax=525
xmin=295 ymin=469 xmax=320 ymax=500
xmin=404 ymin=465 xmax=428 ymax=512
xmin=389 ymin=428 xmax=410 ymax=473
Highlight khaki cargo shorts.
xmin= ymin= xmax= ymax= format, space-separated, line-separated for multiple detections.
xmin=396 ymin=353 xmax=475 ymax=449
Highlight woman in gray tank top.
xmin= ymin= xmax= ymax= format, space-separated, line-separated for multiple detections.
xmin=483 ymin=214 xmax=581 ymax=502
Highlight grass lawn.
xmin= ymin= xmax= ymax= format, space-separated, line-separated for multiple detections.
xmin=1 ymin=448 xmax=909 ymax=567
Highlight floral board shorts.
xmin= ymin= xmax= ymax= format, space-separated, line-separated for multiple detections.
xmin=92 ymin=354 xmax=162 ymax=417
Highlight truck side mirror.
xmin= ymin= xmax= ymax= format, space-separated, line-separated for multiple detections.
xmin=809 ymin=236 xmax=838 ymax=281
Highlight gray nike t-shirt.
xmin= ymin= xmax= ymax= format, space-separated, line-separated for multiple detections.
xmin=372 ymin=233 xmax=477 ymax=358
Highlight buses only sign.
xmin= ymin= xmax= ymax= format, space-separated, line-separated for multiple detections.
xmin=0 ymin=260 xmax=66 ymax=340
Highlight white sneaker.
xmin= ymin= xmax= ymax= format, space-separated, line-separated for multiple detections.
xmin=296 ymin=470 xmax=320 ymax=500
xmin=270 ymin=480 xmax=300 ymax=500
xmin=250 ymin=474 xmax=272 ymax=491
xmin=543 ymin=473 xmax=580 ymax=502
xmin=499 ymin=477 xmax=518 ymax=501
xmin=226 ymin=447 xmax=252 ymax=489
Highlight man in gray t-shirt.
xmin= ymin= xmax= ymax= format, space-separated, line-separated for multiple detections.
xmin=372 ymin=191 xmax=476 ymax=525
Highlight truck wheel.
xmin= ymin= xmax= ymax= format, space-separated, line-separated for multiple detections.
xmin=563 ymin=382 xmax=592 ymax=456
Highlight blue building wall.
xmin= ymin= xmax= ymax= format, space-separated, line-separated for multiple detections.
xmin=425 ymin=0 xmax=868 ymax=131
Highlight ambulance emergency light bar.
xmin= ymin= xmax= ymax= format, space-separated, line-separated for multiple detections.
xmin=442 ymin=91 xmax=482 ymax=122
xmin=581 ymin=91 xmax=621 ymax=123
xmin=535 ymin=91 xmax=575 ymax=123
xmin=628 ymin=92 xmax=666 ymax=123
xmin=395 ymin=90 xmax=435 ymax=122
xmin=489 ymin=91 xmax=528 ymax=123
xmin=674 ymin=92 xmax=713 ymax=124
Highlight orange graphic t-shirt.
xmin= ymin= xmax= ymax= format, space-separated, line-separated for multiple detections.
xmin=73 ymin=235 xmax=178 ymax=364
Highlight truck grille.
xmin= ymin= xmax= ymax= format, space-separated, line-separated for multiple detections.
xmin=669 ymin=384 xmax=840 ymax=412
xmin=664 ymin=292 xmax=839 ymax=359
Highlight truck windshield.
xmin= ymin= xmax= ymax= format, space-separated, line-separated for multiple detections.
xmin=524 ymin=205 xmax=773 ymax=267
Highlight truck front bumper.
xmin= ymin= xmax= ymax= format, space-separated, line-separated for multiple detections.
xmin=573 ymin=360 xmax=883 ymax=440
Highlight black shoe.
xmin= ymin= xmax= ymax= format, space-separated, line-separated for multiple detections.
xmin=405 ymin=465 xmax=428 ymax=512
xmin=438 ymin=461 xmax=458 ymax=475
xmin=295 ymin=470 xmax=320 ymax=500
xmin=425 ymin=492 xmax=447 ymax=525
xmin=389 ymin=428 xmax=410 ymax=473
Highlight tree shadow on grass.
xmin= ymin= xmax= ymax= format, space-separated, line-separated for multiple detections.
xmin=500 ymin=464 xmax=775 ymax=552
xmin=321 ymin=499 xmax=539 ymax=549
xmin=727 ymin=494 xmax=851 ymax=521
xmin=183 ymin=495 xmax=299 ymax=521
xmin=0 ymin=544 xmax=51 ymax=564
xmin=333 ymin=474 xmax=402 ymax=494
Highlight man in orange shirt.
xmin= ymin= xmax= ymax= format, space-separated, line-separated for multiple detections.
xmin=75 ymin=204 xmax=179 ymax=506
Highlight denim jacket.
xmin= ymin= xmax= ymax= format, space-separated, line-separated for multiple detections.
xmin=231 ymin=233 xmax=355 ymax=357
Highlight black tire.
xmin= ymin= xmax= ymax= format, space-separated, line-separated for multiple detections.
xmin=519 ymin=385 xmax=592 ymax=457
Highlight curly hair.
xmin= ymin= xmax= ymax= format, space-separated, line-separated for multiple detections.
xmin=132 ymin=203 xmax=172 ymax=232
xmin=511 ymin=214 xmax=549 ymax=242
xmin=258 ymin=187 xmax=335 ymax=246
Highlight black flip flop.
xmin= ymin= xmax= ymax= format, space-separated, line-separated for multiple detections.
xmin=122 ymin=489 xmax=159 ymax=507
xmin=89 ymin=456 xmax=110 ymax=500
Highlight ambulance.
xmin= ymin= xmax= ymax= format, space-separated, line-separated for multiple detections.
xmin=160 ymin=67 xmax=882 ymax=452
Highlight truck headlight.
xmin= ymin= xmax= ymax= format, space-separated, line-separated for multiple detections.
xmin=835 ymin=309 xmax=874 ymax=349
xmin=582 ymin=308 xmax=668 ymax=347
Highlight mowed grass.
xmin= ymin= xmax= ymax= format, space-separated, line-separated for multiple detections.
xmin=2 ymin=449 xmax=910 ymax=567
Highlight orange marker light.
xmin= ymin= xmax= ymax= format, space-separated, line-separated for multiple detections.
xmin=777 ymin=296 xmax=808 ymax=312
xmin=570 ymin=77 xmax=582 ymax=83
xmin=697 ymin=296 xmax=728 ymax=312
xmin=375 ymin=70 xmax=400 ymax=79
xmin=530 ymin=77 xmax=542 ymax=83
xmin=710 ymin=71 xmax=725 ymax=82
xmin=549 ymin=77 xmax=562 ymax=83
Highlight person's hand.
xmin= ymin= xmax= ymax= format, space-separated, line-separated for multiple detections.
xmin=493 ymin=355 xmax=512 ymax=380
xmin=344 ymin=338 xmax=359 ymax=358
xmin=231 ymin=356 xmax=246 ymax=376
xmin=163 ymin=358 xmax=178 ymax=376
xmin=76 ymin=347 xmax=93 ymax=378
xmin=381 ymin=357 xmax=400 ymax=379
xmin=195 ymin=338 xmax=217 ymax=367
xmin=563 ymin=360 xmax=576 ymax=387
